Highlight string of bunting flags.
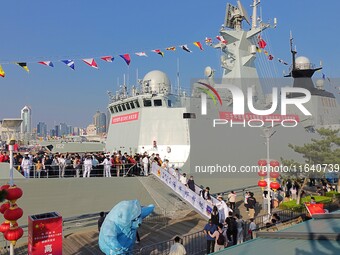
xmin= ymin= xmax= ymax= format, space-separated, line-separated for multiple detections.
xmin=0 ymin=39 xmax=208 ymax=78
xmin=0 ymin=35 xmax=339 ymax=92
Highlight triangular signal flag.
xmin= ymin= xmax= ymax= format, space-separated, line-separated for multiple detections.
xmin=101 ymin=56 xmax=114 ymax=62
xmin=82 ymin=58 xmax=98 ymax=69
xmin=38 ymin=61 xmax=54 ymax=67
xmin=61 ymin=60 xmax=75 ymax=70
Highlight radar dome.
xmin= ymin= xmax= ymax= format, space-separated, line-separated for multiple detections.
xmin=142 ymin=70 xmax=171 ymax=95
xmin=295 ymin=56 xmax=311 ymax=70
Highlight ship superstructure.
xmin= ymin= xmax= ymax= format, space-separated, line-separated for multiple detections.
xmin=105 ymin=0 xmax=340 ymax=167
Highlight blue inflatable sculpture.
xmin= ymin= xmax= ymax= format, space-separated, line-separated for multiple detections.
xmin=99 ymin=200 xmax=155 ymax=255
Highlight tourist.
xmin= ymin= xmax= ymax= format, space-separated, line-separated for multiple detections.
xmin=35 ymin=160 xmax=42 ymax=178
xmin=58 ymin=154 xmax=66 ymax=178
xmin=169 ymin=236 xmax=186 ymax=255
xmin=290 ymin=185 xmax=297 ymax=200
xmin=209 ymin=223 xmax=226 ymax=252
xmin=201 ymin=187 xmax=211 ymax=203
xmin=247 ymin=193 xmax=257 ymax=219
xmin=73 ymin=156 xmax=82 ymax=178
xmin=115 ymin=154 xmax=122 ymax=177
xmin=310 ymin=197 xmax=316 ymax=204
xmin=187 ymin=176 xmax=195 ymax=192
xmin=98 ymin=211 xmax=106 ymax=232
xmin=244 ymin=191 xmax=250 ymax=214
xmin=225 ymin=211 xmax=237 ymax=245
xmin=216 ymin=195 xmax=232 ymax=224
xmin=235 ymin=214 xmax=244 ymax=244
xmin=142 ymin=155 xmax=149 ymax=176
xmin=173 ymin=168 xmax=180 ymax=181
xmin=248 ymin=218 xmax=257 ymax=239
xmin=210 ymin=206 xmax=220 ymax=226
xmin=180 ymin=173 xmax=188 ymax=186
xmin=227 ymin=191 xmax=237 ymax=211
xmin=203 ymin=219 xmax=217 ymax=254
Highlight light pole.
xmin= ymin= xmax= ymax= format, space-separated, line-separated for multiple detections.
xmin=262 ymin=127 xmax=276 ymax=216
xmin=8 ymin=136 xmax=16 ymax=187
xmin=8 ymin=136 xmax=16 ymax=255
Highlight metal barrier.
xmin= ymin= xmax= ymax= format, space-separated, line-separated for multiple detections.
xmin=138 ymin=230 xmax=206 ymax=255
xmin=0 ymin=208 xmax=168 ymax=251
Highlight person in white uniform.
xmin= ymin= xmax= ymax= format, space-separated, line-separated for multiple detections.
xmin=83 ymin=155 xmax=93 ymax=178
xmin=101 ymin=154 xmax=112 ymax=177
xmin=21 ymin=152 xmax=32 ymax=178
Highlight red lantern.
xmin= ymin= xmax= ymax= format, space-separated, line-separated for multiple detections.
xmin=0 ymin=184 xmax=10 ymax=191
xmin=5 ymin=186 xmax=23 ymax=201
xmin=258 ymin=170 xmax=267 ymax=178
xmin=270 ymin=181 xmax=280 ymax=191
xmin=4 ymin=206 xmax=23 ymax=222
xmin=0 ymin=202 xmax=10 ymax=214
xmin=4 ymin=227 xmax=23 ymax=245
xmin=0 ymin=221 xmax=11 ymax=233
xmin=270 ymin=160 xmax=280 ymax=168
xmin=258 ymin=180 xmax=267 ymax=188
xmin=258 ymin=160 xmax=267 ymax=166
xmin=270 ymin=172 xmax=280 ymax=179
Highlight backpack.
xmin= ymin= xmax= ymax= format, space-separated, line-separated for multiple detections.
xmin=216 ymin=232 xmax=225 ymax=245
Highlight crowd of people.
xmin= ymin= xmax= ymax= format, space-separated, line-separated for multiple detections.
xmin=2 ymin=150 xmax=167 ymax=178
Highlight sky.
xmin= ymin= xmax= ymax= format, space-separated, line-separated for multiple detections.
xmin=1 ymin=0 xmax=340 ymax=129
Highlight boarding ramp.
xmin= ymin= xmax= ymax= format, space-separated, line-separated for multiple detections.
xmin=151 ymin=163 xmax=220 ymax=219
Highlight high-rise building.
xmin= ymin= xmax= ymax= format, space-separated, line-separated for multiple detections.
xmin=37 ymin=122 xmax=47 ymax=137
xmin=93 ymin=111 xmax=107 ymax=134
xmin=20 ymin=105 xmax=32 ymax=134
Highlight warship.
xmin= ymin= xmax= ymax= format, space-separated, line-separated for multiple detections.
xmin=105 ymin=0 xmax=340 ymax=184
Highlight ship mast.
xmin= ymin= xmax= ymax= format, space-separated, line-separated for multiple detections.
xmin=251 ymin=0 xmax=260 ymax=29
xmin=290 ymin=31 xmax=297 ymax=71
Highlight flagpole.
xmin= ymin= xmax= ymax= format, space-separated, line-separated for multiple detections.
xmin=177 ymin=58 xmax=180 ymax=96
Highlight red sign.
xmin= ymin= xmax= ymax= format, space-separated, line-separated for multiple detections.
xmin=111 ymin=112 xmax=139 ymax=124
xmin=219 ymin=112 xmax=300 ymax=122
xmin=28 ymin=212 xmax=63 ymax=255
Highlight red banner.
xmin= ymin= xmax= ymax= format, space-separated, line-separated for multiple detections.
xmin=111 ymin=112 xmax=139 ymax=124
xmin=28 ymin=212 xmax=63 ymax=255
xmin=219 ymin=112 xmax=300 ymax=122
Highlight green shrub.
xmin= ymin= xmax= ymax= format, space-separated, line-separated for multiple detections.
xmin=279 ymin=196 xmax=332 ymax=211
xmin=325 ymin=191 xmax=340 ymax=198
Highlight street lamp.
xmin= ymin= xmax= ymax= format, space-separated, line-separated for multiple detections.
xmin=8 ymin=136 xmax=16 ymax=187
xmin=262 ymin=127 xmax=276 ymax=216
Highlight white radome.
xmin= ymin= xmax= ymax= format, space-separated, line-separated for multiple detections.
xmin=295 ymin=56 xmax=311 ymax=70
xmin=142 ymin=70 xmax=171 ymax=95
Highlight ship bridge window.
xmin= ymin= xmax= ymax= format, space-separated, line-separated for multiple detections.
xmin=114 ymin=106 xmax=118 ymax=112
xmin=126 ymin=103 xmax=131 ymax=110
xmin=168 ymin=100 xmax=172 ymax=107
xmin=154 ymin=99 xmax=162 ymax=107
xmin=130 ymin=102 xmax=135 ymax=109
xmin=135 ymin=100 xmax=140 ymax=108
xmin=143 ymin=99 xmax=152 ymax=107
xmin=109 ymin=106 xmax=114 ymax=114
xmin=118 ymin=105 xmax=122 ymax=112
xmin=122 ymin=104 xmax=127 ymax=111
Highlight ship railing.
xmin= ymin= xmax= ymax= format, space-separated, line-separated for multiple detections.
xmin=12 ymin=163 xmax=145 ymax=179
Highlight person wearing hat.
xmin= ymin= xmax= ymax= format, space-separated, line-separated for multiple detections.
xmin=83 ymin=154 xmax=93 ymax=178
xmin=216 ymin=195 xmax=232 ymax=224
xmin=100 ymin=154 xmax=112 ymax=177
xmin=21 ymin=152 xmax=32 ymax=178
